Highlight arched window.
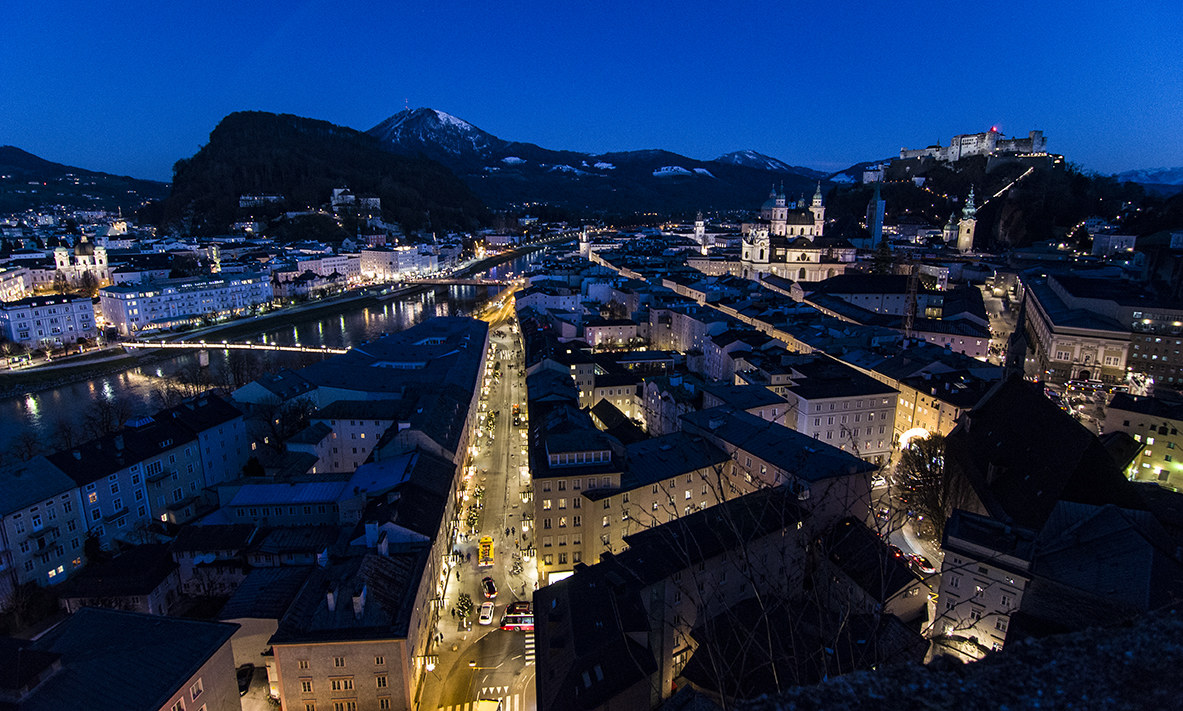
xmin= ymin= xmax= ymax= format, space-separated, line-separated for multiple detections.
xmin=798 ymin=268 xmax=807 ymax=280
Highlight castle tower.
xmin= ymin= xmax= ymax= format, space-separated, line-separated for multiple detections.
xmin=579 ymin=226 xmax=590 ymax=259
xmin=810 ymin=182 xmax=825 ymax=236
xmin=957 ymin=187 xmax=977 ymax=253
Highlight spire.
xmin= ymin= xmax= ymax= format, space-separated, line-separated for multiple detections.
xmin=962 ymin=187 xmax=977 ymax=220
xmin=813 ymin=181 xmax=823 ymax=203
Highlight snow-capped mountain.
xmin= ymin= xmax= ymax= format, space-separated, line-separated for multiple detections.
xmin=1115 ymin=167 xmax=1183 ymax=186
xmin=366 ymin=108 xmax=826 ymax=212
xmin=368 ymin=108 xmax=503 ymax=165
xmin=716 ymin=150 xmax=826 ymax=179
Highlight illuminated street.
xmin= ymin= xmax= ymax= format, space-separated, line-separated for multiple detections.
xmin=422 ymin=285 xmax=538 ymax=711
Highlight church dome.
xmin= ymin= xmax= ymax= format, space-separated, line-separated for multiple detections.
xmin=74 ymin=237 xmax=94 ymax=256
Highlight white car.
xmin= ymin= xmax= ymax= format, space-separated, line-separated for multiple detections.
xmin=478 ymin=602 xmax=495 ymax=625
xmin=871 ymin=474 xmax=887 ymax=488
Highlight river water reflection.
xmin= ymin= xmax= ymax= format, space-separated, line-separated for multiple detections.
xmin=0 ymin=251 xmax=544 ymax=452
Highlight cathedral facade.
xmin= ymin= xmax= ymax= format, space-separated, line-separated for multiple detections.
xmin=736 ymin=185 xmax=855 ymax=281
xmin=53 ymin=236 xmax=110 ymax=286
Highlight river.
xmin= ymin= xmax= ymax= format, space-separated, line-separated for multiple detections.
xmin=0 ymin=251 xmax=546 ymax=453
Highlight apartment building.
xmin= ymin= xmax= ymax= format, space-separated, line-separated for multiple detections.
xmin=535 ymin=431 xmax=733 ymax=583
xmin=936 ymin=509 xmax=1034 ymax=658
xmin=0 ymin=457 xmax=88 ymax=602
xmin=359 ymin=246 xmax=437 ymax=281
xmin=893 ymin=370 xmax=992 ymax=443
xmin=1103 ymin=393 xmax=1183 ymax=489
xmin=755 ymin=355 xmax=899 ymax=465
xmin=0 ymin=294 xmax=96 ymax=349
xmin=47 ymin=415 xmax=208 ymax=548
xmin=99 ymin=272 xmax=271 ymax=336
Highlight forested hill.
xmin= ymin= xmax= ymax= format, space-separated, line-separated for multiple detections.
xmin=158 ymin=112 xmax=488 ymax=235
xmin=824 ymin=155 xmax=1154 ymax=248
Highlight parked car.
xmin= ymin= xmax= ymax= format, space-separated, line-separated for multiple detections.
xmin=236 ymin=665 xmax=254 ymax=696
xmin=478 ymin=602 xmax=496 ymax=625
xmin=482 ymin=576 xmax=498 ymax=599
xmin=910 ymin=554 xmax=937 ymax=574
xmin=888 ymin=544 xmax=905 ymax=560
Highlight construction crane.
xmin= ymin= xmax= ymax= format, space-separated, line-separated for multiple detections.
xmin=903 ymin=255 xmax=919 ymax=339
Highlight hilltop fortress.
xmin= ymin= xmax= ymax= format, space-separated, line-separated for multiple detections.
xmin=900 ymin=128 xmax=1047 ymax=162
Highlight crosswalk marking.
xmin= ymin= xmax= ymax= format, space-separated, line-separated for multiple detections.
xmin=437 ymin=693 xmax=523 ymax=711
xmin=524 ymin=632 xmax=535 ymax=664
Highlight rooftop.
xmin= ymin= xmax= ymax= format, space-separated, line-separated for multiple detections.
xmin=0 ymin=456 xmax=75 ymax=516
xmin=57 ymin=544 xmax=177 ymax=599
xmin=19 ymin=608 xmax=237 ymax=711
xmin=682 ymin=407 xmax=876 ymax=482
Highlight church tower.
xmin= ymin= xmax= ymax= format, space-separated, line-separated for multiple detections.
xmin=810 ymin=183 xmax=825 ymax=236
xmin=943 ymin=212 xmax=958 ymax=244
xmin=579 ymin=226 xmax=590 ymax=259
xmin=957 ymin=187 xmax=977 ymax=253
xmin=694 ymin=212 xmax=707 ymax=254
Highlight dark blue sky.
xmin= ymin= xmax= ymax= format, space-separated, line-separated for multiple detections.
xmin=3 ymin=1 xmax=1180 ymax=181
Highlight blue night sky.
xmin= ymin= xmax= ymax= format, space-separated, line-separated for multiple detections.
xmin=2 ymin=0 xmax=1180 ymax=182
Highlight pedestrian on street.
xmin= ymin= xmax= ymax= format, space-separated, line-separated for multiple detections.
xmin=511 ymin=526 xmax=516 ymax=535
xmin=505 ymin=527 xmax=510 ymax=537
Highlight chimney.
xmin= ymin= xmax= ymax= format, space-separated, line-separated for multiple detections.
xmin=364 ymin=521 xmax=379 ymax=548
xmin=353 ymin=585 xmax=367 ymax=618
xmin=326 ymin=587 xmax=337 ymax=612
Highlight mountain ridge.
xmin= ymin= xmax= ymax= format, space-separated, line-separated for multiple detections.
xmin=365 ymin=108 xmax=826 ymax=214
xmin=0 ymin=145 xmax=169 ymax=214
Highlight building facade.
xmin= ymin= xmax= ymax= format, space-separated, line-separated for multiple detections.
xmin=0 ymin=294 xmax=97 ymax=349
xmin=99 ymin=272 xmax=271 ymax=336
xmin=0 ymin=458 xmax=88 ymax=602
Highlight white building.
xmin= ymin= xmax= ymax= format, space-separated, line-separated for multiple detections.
xmin=297 ymin=253 xmax=361 ymax=282
xmin=1091 ymin=233 xmax=1137 ymax=256
xmin=360 ymin=246 xmax=438 ymax=282
xmin=0 ymin=266 xmax=30 ymax=302
xmin=99 ymin=273 xmax=271 ymax=337
xmin=0 ymin=294 xmax=97 ymax=349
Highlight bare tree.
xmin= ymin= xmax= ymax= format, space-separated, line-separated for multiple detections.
xmin=252 ymin=396 xmax=317 ymax=453
xmin=8 ymin=428 xmax=43 ymax=461
xmin=51 ymin=416 xmax=81 ymax=451
xmin=52 ymin=270 xmax=70 ymax=294
xmin=83 ymin=396 xmax=134 ymax=439
xmin=77 ymin=270 xmax=99 ymax=298
xmin=893 ymin=434 xmax=973 ymax=541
